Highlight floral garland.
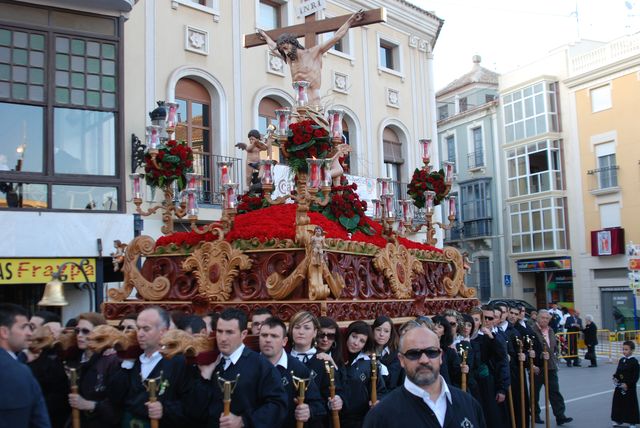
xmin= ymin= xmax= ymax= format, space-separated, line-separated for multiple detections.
xmin=281 ymin=119 xmax=331 ymax=173
xmin=312 ymin=179 xmax=374 ymax=235
xmin=407 ymin=167 xmax=448 ymax=209
xmin=144 ymin=140 xmax=194 ymax=190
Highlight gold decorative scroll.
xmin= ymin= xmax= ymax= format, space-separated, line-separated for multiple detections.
xmin=182 ymin=240 xmax=252 ymax=302
xmin=442 ymin=246 xmax=476 ymax=298
xmin=108 ymin=236 xmax=171 ymax=302
xmin=373 ymin=243 xmax=423 ymax=299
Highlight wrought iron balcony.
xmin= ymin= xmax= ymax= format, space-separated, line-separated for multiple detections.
xmin=467 ymin=151 xmax=485 ymax=169
xmin=445 ymin=218 xmax=492 ymax=241
xmin=193 ymin=152 xmax=243 ymax=205
xmin=587 ymin=165 xmax=619 ymax=193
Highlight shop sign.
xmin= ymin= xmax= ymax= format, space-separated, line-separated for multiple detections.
xmin=0 ymin=258 xmax=96 ymax=285
xmin=516 ymin=257 xmax=571 ymax=273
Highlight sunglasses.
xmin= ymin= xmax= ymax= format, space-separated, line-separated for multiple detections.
xmin=318 ymin=332 xmax=336 ymax=340
xmin=484 ymin=316 xmax=495 ymax=321
xmin=74 ymin=327 xmax=91 ymax=335
xmin=402 ymin=347 xmax=441 ymax=360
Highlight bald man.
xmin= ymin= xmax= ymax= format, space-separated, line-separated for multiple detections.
xmin=363 ymin=323 xmax=486 ymax=428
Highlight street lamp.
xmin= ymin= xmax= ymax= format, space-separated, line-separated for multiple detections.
xmin=38 ymin=259 xmax=94 ymax=309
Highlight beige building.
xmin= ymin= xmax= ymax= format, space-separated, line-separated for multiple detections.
xmin=0 ymin=0 xmax=444 ymax=317
xmin=565 ymin=34 xmax=640 ymax=329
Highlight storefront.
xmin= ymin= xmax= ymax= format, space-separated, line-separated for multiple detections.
xmin=517 ymin=257 xmax=574 ymax=309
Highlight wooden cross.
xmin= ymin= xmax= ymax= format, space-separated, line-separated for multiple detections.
xmin=244 ymin=8 xmax=386 ymax=49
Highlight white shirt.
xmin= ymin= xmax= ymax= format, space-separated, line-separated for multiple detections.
xmin=290 ymin=347 xmax=316 ymax=363
xmin=351 ymin=352 xmax=389 ymax=376
xmin=499 ymin=321 xmax=509 ymax=332
xmin=274 ymin=350 xmax=288 ymax=370
xmin=222 ymin=344 xmax=245 ymax=370
xmin=139 ymin=351 xmax=163 ymax=380
xmin=404 ymin=375 xmax=452 ymax=427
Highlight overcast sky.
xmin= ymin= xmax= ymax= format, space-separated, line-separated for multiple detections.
xmin=409 ymin=0 xmax=640 ymax=90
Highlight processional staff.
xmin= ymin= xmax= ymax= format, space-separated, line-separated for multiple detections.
xmin=67 ymin=367 xmax=81 ymax=428
xmin=291 ymin=373 xmax=311 ymax=428
xmin=542 ymin=341 xmax=551 ymax=428
xmin=370 ymin=353 xmax=378 ymax=405
xmin=516 ymin=338 xmax=526 ymax=428
xmin=143 ymin=377 xmax=160 ymax=428
xmin=324 ymin=360 xmax=341 ymax=428
xmin=526 ymin=336 xmax=536 ymax=428
xmin=459 ymin=347 xmax=468 ymax=392
xmin=217 ymin=374 xmax=241 ymax=417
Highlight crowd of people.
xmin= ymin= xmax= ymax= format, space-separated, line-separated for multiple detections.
xmin=0 ymin=301 xmax=637 ymax=428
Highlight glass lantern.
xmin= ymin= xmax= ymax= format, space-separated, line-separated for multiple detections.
xmin=259 ymin=160 xmax=276 ymax=185
xmin=293 ymin=81 xmax=310 ymax=107
xmin=146 ymin=125 xmax=162 ymax=150
xmin=419 ymin=138 xmax=431 ymax=165
xmin=129 ymin=173 xmax=144 ymax=200
xmin=327 ymin=109 xmax=344 ymax=139
xmin=306 ymin=158 xmax=324 ymax=189
xmin=222 ymin=183 xmax=239 ymax=210
xmin=217 ymin=161 xmax=233 ymax=188
xmin=443 ymin=161 xmax=455 ymax=184
xmin=165 ymin=102 xmax=179 ymax=130
xmin=274 ymin=108 xmax=291 ymax=137
xmin=425 ymin=190 xmax=436 ymax=212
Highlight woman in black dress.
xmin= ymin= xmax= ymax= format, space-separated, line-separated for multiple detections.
xmin=611 ymin=340 xmax=639 ymax=427
xmin=371 ymin=315 xmax=403 ymax=390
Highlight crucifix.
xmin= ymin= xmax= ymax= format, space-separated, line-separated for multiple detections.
xmin=244 ymin=7 xmax=386 ymax=106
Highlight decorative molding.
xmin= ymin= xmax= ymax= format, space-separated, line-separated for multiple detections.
xmin=266 ymin=51 xmax=286 ymax=77
xmin=418 ymin=39 xmax=428 ymax=52
xmin=386 ymin=88 xmax=400 ymax=108
xmin=172 ymin=0 xmax=221 ymax=22
xmin=409 ymin=35 xmax=419 ymax=48
xmin=373 ymin=243 xmax=424 ymax=299
xmin=332 ymin=71 xmax=349 ymax=94
xmin=185 ymin=26 xmax=209 ymax=55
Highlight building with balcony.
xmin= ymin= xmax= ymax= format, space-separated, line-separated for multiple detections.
xmin=565 ymin=33 xmax=640 ymax=329
xmin=498 ymin=40 xmax=604 ymax=310
xmin=436 ymin=56 xmax=504 ymax=301
xmin=0 ymin=0 xmax=445 ymax=318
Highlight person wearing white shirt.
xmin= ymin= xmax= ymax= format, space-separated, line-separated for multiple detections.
xmin=108 ymin=307 xmax=191 ymax=428
xmin=363 ymin=323 xmax=486 ymax=428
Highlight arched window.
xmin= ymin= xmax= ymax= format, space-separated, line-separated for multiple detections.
xmin=383 ymin=126 xmax=403 ymax=181
xmin=175 ymin=78 xmax=213 ymax=202
xmin=258 ymin=96 xmax=285 ymax=162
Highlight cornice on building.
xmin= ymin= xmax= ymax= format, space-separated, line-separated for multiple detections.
xmin=14 ymin=0 xmax=135 ymax=16
xmin=437 ymin=100 xmax=498 ymax=127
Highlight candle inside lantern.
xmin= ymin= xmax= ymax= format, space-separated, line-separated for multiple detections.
xmin=293 ymin=81 xmax=309 ymax=107
xmin=419 ymin=139 xmax=431 ymax=164
xmin=401 ymin=200 xmax=412 ymax=223
xmin=372 ymin=199 xmax=381 ymax=220
xmin=444 ymin=161 xmax=454 ymax=183
xmin=260 ymin=160 xmax=274 ymax=185
xmin=187 ymin=191 xmax=198 ymax=216
xmin=425 ymin=190 xmax=435 ymax=212
xmin=218 ymin=162 xmax=232 ymax=187
xmin=166 ymin=102 xmax=179 ymax=129
xmin=130 ymin=173 xmax=143 ymax=200
xmin=448 ymin=196 xmax=457 ymax=218
xmin=147 ymin=125 xmax=160 ymax=150
xmin=321 ymin=160 xmax=332 ymax=187
xmin=328 ymin=109 xmax=343 ymax=139
xmin=306 ymin=158 xmax=322 ymax=189
xmin=384 ymin=195 xmax=394 ymax=218
xmin=275 ymin=109 xmax=290 ymax=136
xmin=377 ymin=178 xmax=392 ymax=197
xmin=223 ymin=184 xmax=238 ymax=209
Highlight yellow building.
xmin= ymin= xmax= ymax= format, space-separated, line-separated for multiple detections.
xmin=566 ymin=34 xmax=640 ymax=329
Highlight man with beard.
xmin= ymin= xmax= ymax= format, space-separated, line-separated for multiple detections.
xmin=257 ymin=11 xmax=363 ymax=107
xmin=363 ymin=322 xmax=485 ymax=428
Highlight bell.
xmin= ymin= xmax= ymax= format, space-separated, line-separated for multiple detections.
xmin=38 ymin=277 xmax=69 ymax=306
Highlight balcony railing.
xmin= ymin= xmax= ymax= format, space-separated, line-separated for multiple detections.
xmin=193 ymin=152 xmax=243 ymax=205
xmin=390 ymin=180 xmax=409 ymax=217
xmin=587 ymin=165 xmax=619 ymax=192
xmin=467 ymin=151 xmax=485 ymax=169
xmin=446 ymin=218 xmax=492 ymax=241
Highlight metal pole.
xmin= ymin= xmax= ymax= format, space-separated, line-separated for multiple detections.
xmin=95 ymin=238 xmax=104 ymax=310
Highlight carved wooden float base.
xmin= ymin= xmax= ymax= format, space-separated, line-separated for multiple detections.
xmin=102 ymin=297 xmax=478 ymax=321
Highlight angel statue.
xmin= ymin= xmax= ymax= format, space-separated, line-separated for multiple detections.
xmin=235 ymin=127 xmax=275 ymax=186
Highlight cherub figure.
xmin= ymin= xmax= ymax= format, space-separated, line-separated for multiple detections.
xmin=111 ymin=240 xmax=127 ymax=272
xmin=310 ymin=226 xmax=326 ymax=266
xmin=328 ymin=143 xmax=352 ymax=186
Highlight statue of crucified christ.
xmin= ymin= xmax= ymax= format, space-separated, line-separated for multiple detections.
xmin=257 ymin=10 xmax=363 ymax=107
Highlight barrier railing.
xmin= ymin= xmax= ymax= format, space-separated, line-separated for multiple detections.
xmin=556 ymin=329 xmax=640 ymax=363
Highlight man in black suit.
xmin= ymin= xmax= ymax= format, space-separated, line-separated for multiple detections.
xmin=0 ymin=303 xmax=51 ymax=428
xmin=258 ymin=317 xmax=325 ymax=427
xmin=189 ymin=308 xmax=287 ymax=428
xmin=108 ymin=306 xmax=191 ymax=427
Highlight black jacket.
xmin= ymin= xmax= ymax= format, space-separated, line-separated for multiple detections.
xmin=583 ymin=322 xmax=598 ymax=346
xmin=75 ymin=352 xmax=122 ymax=428
xmin=28 ymin=348 xmax=70 ymax=428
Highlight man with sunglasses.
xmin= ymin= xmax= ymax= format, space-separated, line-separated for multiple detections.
xmin=363 ymin=323 xmax=485 ymax=428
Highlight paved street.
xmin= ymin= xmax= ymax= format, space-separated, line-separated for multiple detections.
xmin=537 ymin=356 xmax=628 ymax=428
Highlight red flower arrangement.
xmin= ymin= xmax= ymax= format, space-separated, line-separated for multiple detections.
xmin=313 ymin=180 xmax=374 ymax=235
xmin=282 ymin=119 xmax=331 ymax=172
xmin=144 ymin=140 xmax=194 ymax=190
xmin=407 ymin=167 xmax=448 ymax=209
xmin=236 ymin=192 xmax=267 ymax=214
xmin=155 ymin=203 xmax=442 ymax=253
